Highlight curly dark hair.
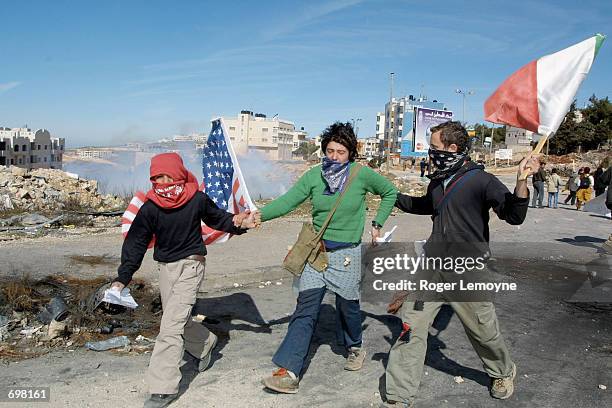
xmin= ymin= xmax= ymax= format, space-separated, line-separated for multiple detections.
xmin=320 ymin=122 xmax=358 ymax=161
xmin=429 ymin=121 xmax=471 ymax=153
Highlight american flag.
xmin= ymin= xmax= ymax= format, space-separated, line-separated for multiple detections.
xmin=121 ymin=118 xmax=255 ymax=247
xmin=201 ymin=118 xmax=255 ymax=244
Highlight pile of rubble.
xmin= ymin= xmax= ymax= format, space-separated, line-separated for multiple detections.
xmin=544 ymin=150 xmax=611 ymax=176
xmin=0 ymin=274 xmax=160 ymax=361
xmin=0 ymin=166 xmax=126 ymax=212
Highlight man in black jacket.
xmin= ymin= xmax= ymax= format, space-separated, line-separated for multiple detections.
xmin=382 ymin=121 xmax=540 ymax=408
xmin=531 ymin=161 xmax=546 ymax=208
xmin=602 ymin=167 xmax=612 ymax=253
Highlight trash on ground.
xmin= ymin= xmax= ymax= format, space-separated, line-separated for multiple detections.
xmin=85 ymin=335 xmax=130 ymax=351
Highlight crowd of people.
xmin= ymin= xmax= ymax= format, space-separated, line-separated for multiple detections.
xmin=530 ymin=157 xmax=611 ymax=211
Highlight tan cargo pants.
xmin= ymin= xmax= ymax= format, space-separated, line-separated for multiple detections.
xmin=385 ymin=300 xmax=514 ymax=403
xmin=146 ymin=256 xmax=211 ymax=395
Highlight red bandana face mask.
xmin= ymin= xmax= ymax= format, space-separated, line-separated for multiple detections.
xmin=152 ymin=181 xmax=185 ymax=201
xmin=145 ymin=153 xmax=199 ymax=209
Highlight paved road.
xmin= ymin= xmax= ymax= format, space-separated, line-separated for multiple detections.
xmin=1 ymin=173 xmax=611 ymax=407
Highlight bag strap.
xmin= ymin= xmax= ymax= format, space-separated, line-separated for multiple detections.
xmin=316 ymin=163 xmax=362 ymax=239
xmin=434 ymin=168 xmax=480 ymax=211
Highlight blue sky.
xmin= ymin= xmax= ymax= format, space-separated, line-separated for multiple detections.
xmin=1 ymin=0 xmax=611 ymax=147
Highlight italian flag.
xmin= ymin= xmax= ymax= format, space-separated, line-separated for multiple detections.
xmin=484 ymin=34 xmax=605 ymax=136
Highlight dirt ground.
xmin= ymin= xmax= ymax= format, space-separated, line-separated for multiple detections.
xmin=1 ymin=173 xmax=611 ymax=408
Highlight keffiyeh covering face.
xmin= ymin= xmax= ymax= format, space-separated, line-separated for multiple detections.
xmin=321 ymin=156 xmax=350 ymax=195
xmin=427 ymin=149 xmax=468 ymax=180
xmin=146 ymin=152 xmax=199 ymax=209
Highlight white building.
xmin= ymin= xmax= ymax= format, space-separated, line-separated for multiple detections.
xmin=0 ymin=127 xmax=65 ymax=169
xmin=504 ymin=126 xmax=533 ymax=146
xmin=358 ymin=137 xmax=380 ymax=158
xmin=75 ymin=148 xmax=114 ymax=160
xmin=223 ymin=111 xmax=308 ymax=161
xmin=376 ymin=112 xmax=385 ymax=142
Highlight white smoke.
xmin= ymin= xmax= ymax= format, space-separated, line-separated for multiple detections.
xmin=63 ymin=144 xmax=301 ymax=200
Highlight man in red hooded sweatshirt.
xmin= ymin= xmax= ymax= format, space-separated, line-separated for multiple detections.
xmin=111 ymin=153 xmax=256 ymax=408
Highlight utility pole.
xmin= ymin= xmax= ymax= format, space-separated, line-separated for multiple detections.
xmin=386 ymin=72 xmax=394 ymax=172
xmin=455 ymin=89 xmax=474 ymax=124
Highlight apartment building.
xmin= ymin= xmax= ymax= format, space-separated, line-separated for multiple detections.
xmin=223 ymin=111 xmax=308 ymax=161
xmin=0 ymin=127 xmax=65 ymax=169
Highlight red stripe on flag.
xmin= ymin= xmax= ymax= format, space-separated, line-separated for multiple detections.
xmin=484 ymin=60 xmax=540 ymax=133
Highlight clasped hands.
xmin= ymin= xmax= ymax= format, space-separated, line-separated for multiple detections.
xmin=232 ymin=209 xmax=262 ymax=229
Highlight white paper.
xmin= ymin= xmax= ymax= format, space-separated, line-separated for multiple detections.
xmin=375 ymin=225 xmax=398 ymax=243
xmin=103 ymin=288 xmax=139 ymax=309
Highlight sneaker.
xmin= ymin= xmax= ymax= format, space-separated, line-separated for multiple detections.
xmin=262 ymin=368 xmax=299 ymax=394
xmin=490 ymin=363 xmax=517 ymax=399
xmin=198 ymin=331 xmax=218 ymax=372
xmin=344 ymin=347 xmax=367 ymax=371
xmin=143 ymin=393 xmax=178 ymax=408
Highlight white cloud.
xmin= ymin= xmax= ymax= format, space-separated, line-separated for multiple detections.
xmin=0 ymin=81 xmax=21 ymax=93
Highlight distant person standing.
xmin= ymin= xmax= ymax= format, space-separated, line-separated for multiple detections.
xmin=411 ymin=157 xmax=416 ymax=170
xmin=546 ymin=168 xmax=562 ymax=208
xmin=419 ymin=158 xmax=428 ymax=177
xmin=564 ymin=169 xmax=580 ymax=205
xmin=594 ymin=158 xmax=610 ymax=197
xmin=576 ymin=167 xmax=593 ymax=210
xmin=531 ymin=161 xmax=546 ymax=208
xmin=602 ymin=166 xmax=612 ymax=253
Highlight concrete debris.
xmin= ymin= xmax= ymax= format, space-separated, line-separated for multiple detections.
xmin=20 ymin=325 xmax=43 ymax=337
xmin=454 ymin=376 xmax=465 ymax=384
xmin=85 ymin=335 xmax=130 ymax=351
xmin=47 ymin=319 xmax=68 ymax=340
xmin=0 ymin=167 xmax=125 ymax=213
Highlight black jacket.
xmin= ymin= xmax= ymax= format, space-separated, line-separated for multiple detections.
xmin=532 ymin=168 xmax=546 ymax=183
xmin=116 ymin=192 xmax=246 ymax=285
xmin=396 ymin=162 xmax=529 ymax=257
xmin=602 ymin=167 xmax=612 ymax=210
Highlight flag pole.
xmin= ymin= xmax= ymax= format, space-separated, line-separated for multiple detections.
xmin=518 ymin=131 xmax=550 ymax=180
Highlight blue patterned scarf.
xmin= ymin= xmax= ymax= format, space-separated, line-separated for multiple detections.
xmin=321 ymin=157 xmax=350 ymax=195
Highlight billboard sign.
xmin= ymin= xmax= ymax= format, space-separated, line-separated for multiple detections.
xmin=413 ymin=108 xmax=453 ymax=153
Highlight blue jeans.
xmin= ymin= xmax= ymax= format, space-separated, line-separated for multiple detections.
xmin=532 ymin=181 xmax=544 ymax=207
xmin=548 ymin=192 xmax=559 ymax=208
xmin=272 ymin=288 xmax=362 ymax=375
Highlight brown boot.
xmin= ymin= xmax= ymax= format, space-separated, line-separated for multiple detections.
xmin=490 ymin=363 xmax=517 ymax=399
xmin=262 ymin=368 xmax=299 ymax=394
xmin=344 ymin=347 xmax=367 ymax=371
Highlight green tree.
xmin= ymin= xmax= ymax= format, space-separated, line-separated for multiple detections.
xmin=294 ymin=142 xmax=319 ymax=159
xmin=550 ymin=96 xmax=611 ymax=154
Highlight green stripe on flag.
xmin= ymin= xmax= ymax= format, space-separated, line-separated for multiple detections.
xmin=594 ymin=33 xmax=606 ymax=58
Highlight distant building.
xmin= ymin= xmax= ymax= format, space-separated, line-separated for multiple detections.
xmin=0 ymin=127 xmax=65 ymax=169
xmin=376 ymin=112 xmax=385 ymax=141
xmin=504 ymin=126 xmax=533 ymax=146
xmin=222 ymin=111 xmax=308 ymax=161
xmin=380 ymin=95 xmax=448 ymax=157
xmin=75 ymin=148 xmax=114 ymax=160
xmin=358 ymin=137 xmax=380 ymax=158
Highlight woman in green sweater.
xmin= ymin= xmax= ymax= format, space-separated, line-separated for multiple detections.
xmin=259 ymin=122 xmax=397 ymax=394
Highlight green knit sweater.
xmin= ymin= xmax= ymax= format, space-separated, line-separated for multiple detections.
xmin=261 ymin=162 xmax=398 ymax=243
